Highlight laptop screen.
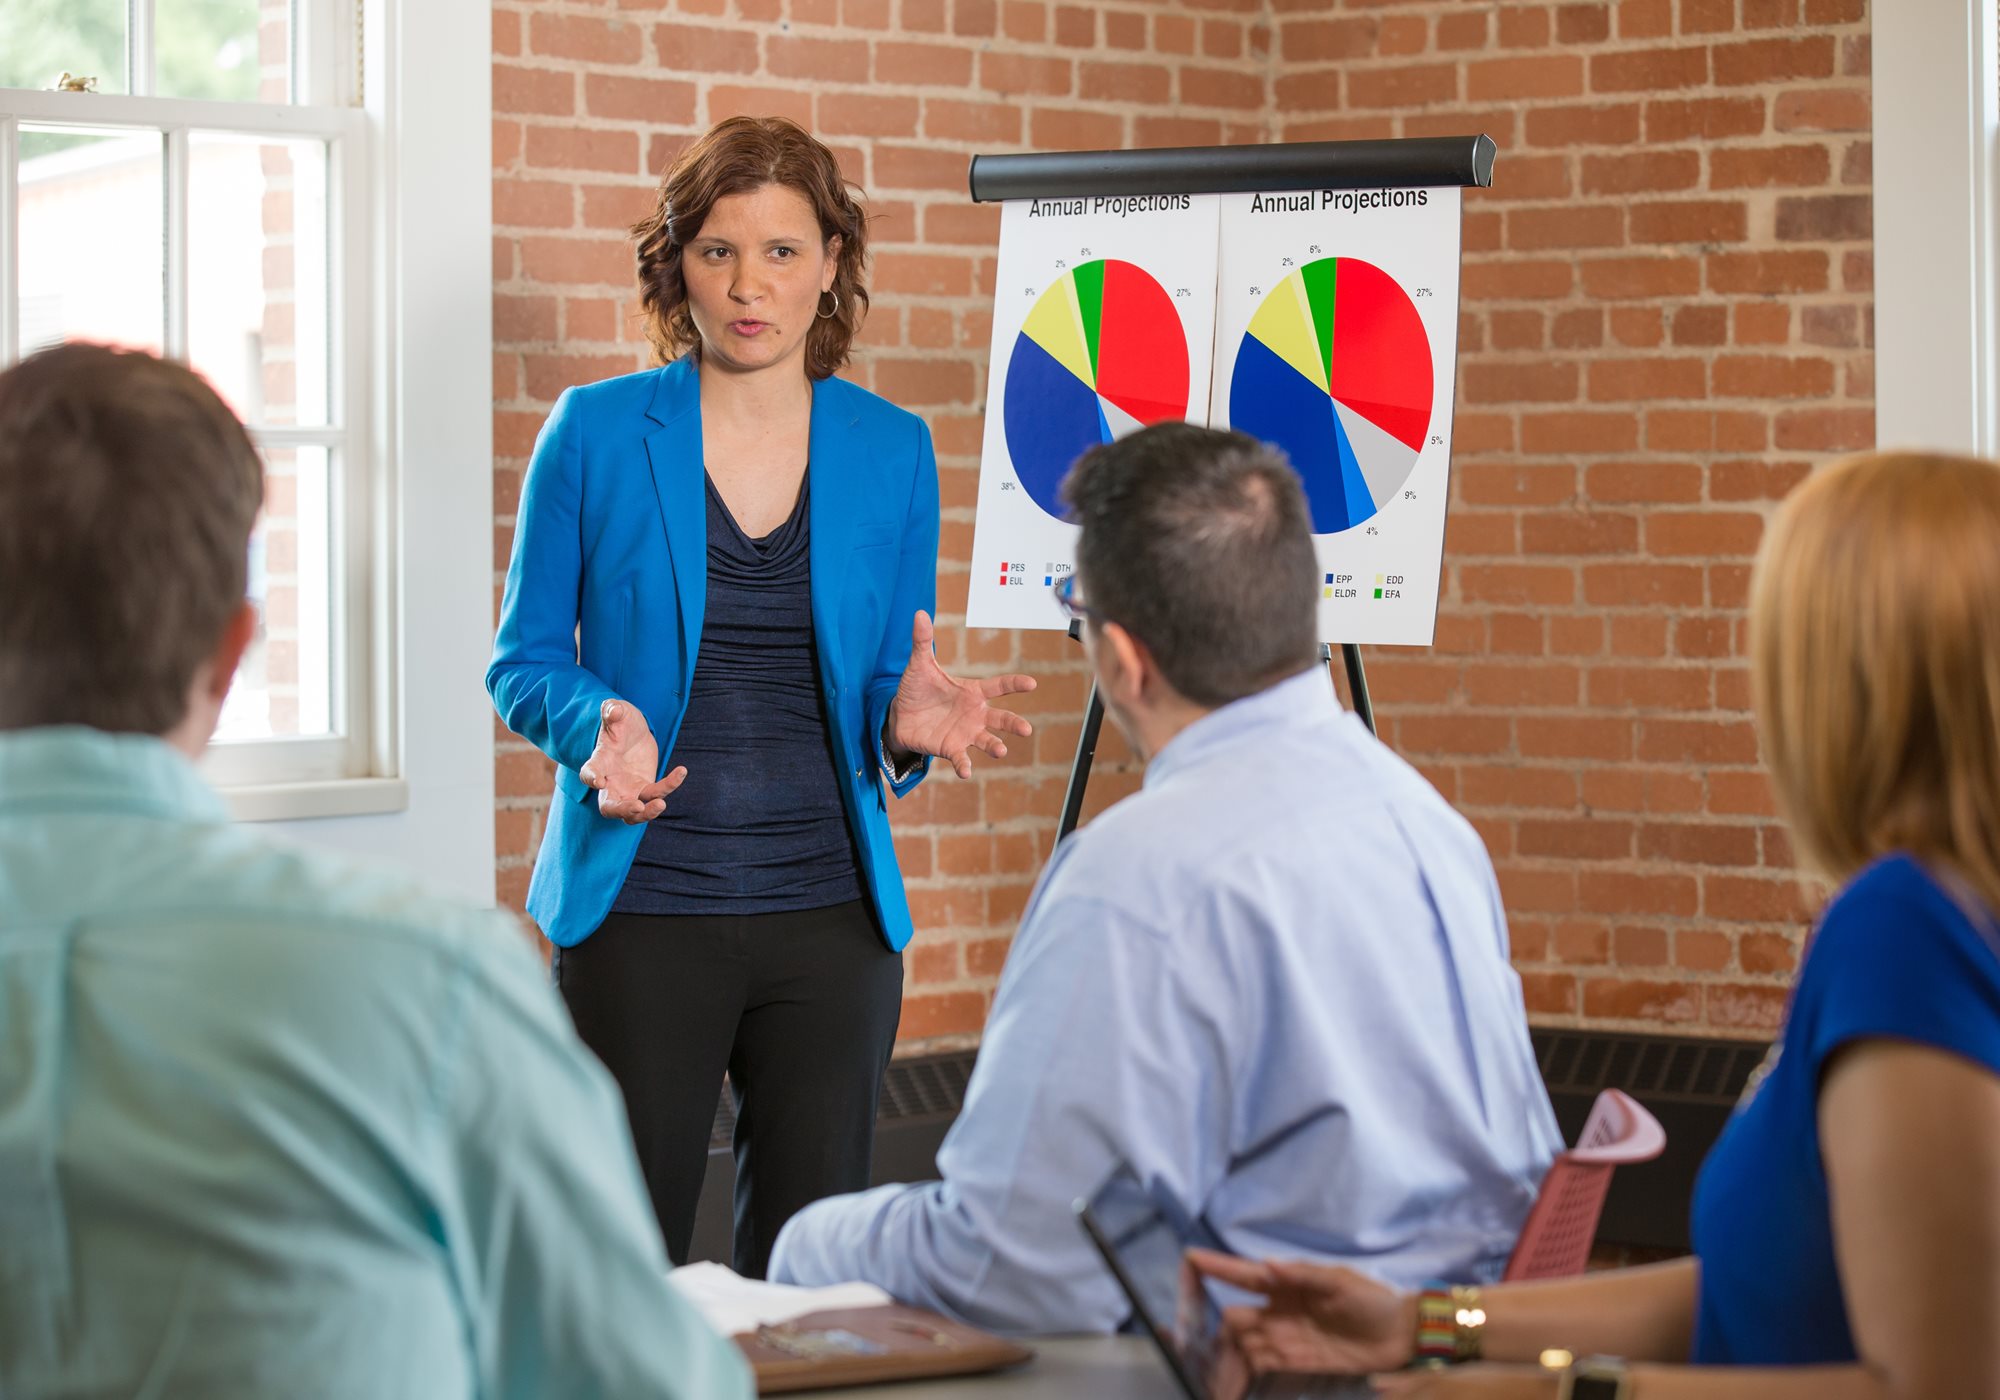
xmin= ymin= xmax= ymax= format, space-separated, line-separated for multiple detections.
xmin=1076 ymin=1168 xmax=1228 ymax=1400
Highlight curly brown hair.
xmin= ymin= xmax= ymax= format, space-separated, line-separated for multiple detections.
xmin=631 ymin=117 xmax=870 ymax=381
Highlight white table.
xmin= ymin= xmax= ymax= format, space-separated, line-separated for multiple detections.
xmin=827 ymin=1335 xmax=1377 ymax=1399
xmin=833 ymin=1334 xmax=1181 ymax=1398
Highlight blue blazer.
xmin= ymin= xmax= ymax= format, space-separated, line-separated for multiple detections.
xmin=487 ymin=358 xmax=937 ymax=950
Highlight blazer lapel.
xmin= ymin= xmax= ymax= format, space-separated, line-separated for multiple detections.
xmin=807 ymin=377 xmax=866 ymax=688
xmin=642 ymin=358 xmax=705 ymax=699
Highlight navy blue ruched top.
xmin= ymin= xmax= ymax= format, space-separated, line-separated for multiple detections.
xmin=612 ymin=474 xmax=864 ymax=916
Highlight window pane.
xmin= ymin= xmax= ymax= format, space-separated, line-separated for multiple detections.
xmin=219 ymin=444 xmax=336 ymax=742
xmin=156 ymin=0 xmax=288 ymax=103
xmin=0 ymin=2 xmax=127 ymax=95
xmin=188 ymin=135 xmax=330 ymax=427
xmin=17 ymin=126 xmax=164 ymax=356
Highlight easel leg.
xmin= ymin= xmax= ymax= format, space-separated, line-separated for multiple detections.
xmin=1057 ymin=632 xmax=1378 ymax=850
xmin=1057 ymin=681 xmax=1105 ymax=844
xmin=1338 ymin=642 xmax=1376 ymax=737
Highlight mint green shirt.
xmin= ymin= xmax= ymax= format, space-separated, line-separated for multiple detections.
xmin=0 ymin=728 xmax=751 ymax=1400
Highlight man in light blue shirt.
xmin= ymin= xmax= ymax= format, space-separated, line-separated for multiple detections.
xmin=0 ymin=344 xmax=750 ymax=1399
xmin=771 ymin=423 xmax=1562 ymax=1332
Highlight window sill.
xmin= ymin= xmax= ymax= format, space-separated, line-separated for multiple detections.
xmin=220 ymin=777 xmax=410 ymax=823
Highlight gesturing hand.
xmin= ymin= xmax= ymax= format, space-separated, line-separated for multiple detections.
xmin=1186 ymin=1250 xmax=1415 ymax=1380
xmin=579 ymin=698 xmax=686 ymax=824
xmin=886 ymin=611 xmax=1037 ymax=781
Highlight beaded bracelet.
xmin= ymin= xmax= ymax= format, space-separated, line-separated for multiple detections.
xmin=1414 ymin=1283 xmax=1485 ymax=1364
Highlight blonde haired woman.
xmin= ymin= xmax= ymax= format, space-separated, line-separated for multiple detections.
xmin=1193 ymin=451 xmax=2000 ymax=1399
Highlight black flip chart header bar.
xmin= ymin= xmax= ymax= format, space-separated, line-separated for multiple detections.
xmin=966 ymin=134 xmax=1495 ymax=204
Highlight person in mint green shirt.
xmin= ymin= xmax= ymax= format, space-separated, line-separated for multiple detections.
xmin=0 ymin=343 xmax=751 ymax=1400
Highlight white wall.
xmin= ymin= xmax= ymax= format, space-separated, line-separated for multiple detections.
xmin=259 ymin=0 xmax=496 ymax=907
xmin=1873 ymin=0 xmax=1999 ymax=458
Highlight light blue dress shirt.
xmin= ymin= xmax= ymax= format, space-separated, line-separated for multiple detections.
xmin=0 ymin=728 xmax=751 ymax=1400
xmin=770 ymin=667 xmax=1562 ymax=1333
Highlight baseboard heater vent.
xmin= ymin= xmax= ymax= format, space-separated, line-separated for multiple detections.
xmin=688 ymin=1031 xmax=1765 ymax=1263
xmin=1530 ymin=1027 xmax=1766 ymax=1253
xmin=706 ymin=1052 xmax=976 ymax=1151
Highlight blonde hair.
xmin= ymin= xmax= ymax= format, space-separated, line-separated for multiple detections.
xmin=1750 ymin=450 xmax=2000 ymax=917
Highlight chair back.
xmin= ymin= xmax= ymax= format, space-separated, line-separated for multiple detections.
xmin=1502 ymin=1088 xmax=1666 ymax=1281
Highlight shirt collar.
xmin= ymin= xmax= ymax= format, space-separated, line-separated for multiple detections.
xmin=0 ymin=726 xmax=228 ymax=824
xmin=1143 ymin=664 xmax=1339 ymax=790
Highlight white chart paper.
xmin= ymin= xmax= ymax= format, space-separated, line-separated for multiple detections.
xmin=965 ymin=195 xmax=1221 ymax=631
xmin=1210 ymin=186 xmax=1463 ymax=645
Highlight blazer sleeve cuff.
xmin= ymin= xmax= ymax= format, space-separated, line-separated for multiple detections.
xmin=869 ymin=689 xmax=930 ymax=796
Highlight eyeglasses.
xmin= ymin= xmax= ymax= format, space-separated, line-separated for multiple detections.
xmin=1053 ymin=573 xmax=1105 ymax=626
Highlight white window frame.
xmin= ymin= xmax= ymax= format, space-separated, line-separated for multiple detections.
xmin=1874 ymin=0 xmax=2000 ymax=459
xmin=0 ymin=3 xmax=396 ymax=806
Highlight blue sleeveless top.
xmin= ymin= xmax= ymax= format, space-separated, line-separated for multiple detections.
xmin=1689 ymin=853 xmax=2000 ymax=1363
xmin=611 ymin=475 xmax=863 ymax=916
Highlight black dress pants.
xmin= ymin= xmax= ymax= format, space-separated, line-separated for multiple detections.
xmin=554 ymin=899 xmax=903 ymax=1278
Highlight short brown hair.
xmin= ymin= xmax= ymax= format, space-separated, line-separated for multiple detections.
xmin=1062 ymin=422 xmax=1320 ymax=708
xmin=631 ymin=116 xmax=869 ymax=380
xmin=1750 ymin=450 xmax=2000 ymax=917
xmin=0 ymin=343 xmax=263 ymax=735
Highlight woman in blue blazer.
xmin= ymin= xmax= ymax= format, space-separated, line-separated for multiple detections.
xmin=487 ymin=117 xmax=1033 ymax=1277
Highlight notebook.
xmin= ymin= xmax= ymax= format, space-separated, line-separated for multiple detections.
xmin=669 ymin=1262 xmax=1033 ymax=1394
xmin=734 ymin=1304 xmax=1033 ymax=1393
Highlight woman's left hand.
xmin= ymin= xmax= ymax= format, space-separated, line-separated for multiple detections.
xmin=1370 ymin=1364 xmax=1560 ymax=1399
xmin=887 ymin=611 xmax=1036 ymax=780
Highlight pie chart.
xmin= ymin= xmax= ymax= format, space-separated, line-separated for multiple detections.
xmin=1001 ymin=259 xmax=1190 ymax=519
xmin=1228 ymin=256 xmax=1434 ymax=535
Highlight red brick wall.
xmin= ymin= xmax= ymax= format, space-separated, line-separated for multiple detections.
xmin=1280 ymin=0 xmax=1870 ymax=1040
xmin=492 ymin=0 xmax=1872 ymax=1047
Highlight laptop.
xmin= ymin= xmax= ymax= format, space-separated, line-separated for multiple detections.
xmin=1076 ymin=1169 xmax=1372 ymax=1400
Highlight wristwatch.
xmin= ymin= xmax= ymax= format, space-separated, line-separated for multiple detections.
xmin=1557 ymin=1355 xmax=1631 ymax=1400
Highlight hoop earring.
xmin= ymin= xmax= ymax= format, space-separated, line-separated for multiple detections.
xmin=816 ymin=289 xmax=840 ymax=320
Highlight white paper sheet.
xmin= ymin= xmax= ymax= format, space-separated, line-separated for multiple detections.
xmin=966 ymin=195 xmax=1221 ymax=631
xmin=666 ymin=1261 xmax=893 ymax=1337
xmin=1210 ymin=186 xmax=1464 ymax=646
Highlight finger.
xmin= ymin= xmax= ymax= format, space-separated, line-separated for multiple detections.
xmin=978 ymin=672 xmax=1038 ymax=699
xmin=640 ymin=765 xmax=689 ymax=801
xmin=1271 ymin=1259 xmax=1370 ymax=1302
xmin=951 ymin=748 xmax=973 ymax=780
xmin=579 ymin=760 xmax=604 ymax=789
xmin=910 ymin=609 xmax=935 ymax=653
xmin=639 ymin=797 xmax=666 ymax=821
xmin=971 ymin=731 xmax=1009 ymax=762
xmin=1219 ymin=1308 xmax=1268 ymax=1342
xmin=1265 ymin=1258 xmax=1338 ymax=1289
xmin=1244 ymin=1339 xmax=1284 ymax=1375
xmin=599 ymin=698 xmax=627 ymax=742
xmin=1190 ymin=1251 xmax=1278 ymax=1293
xmin=982 ymin=707 xmax=1034 ymax=738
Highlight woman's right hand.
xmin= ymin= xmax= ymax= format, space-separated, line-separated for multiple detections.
xmin=1186 ymin=1249 xmax=1416 ymax=1379
xmin=579 ymin=699 xmax=687 ymax=824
